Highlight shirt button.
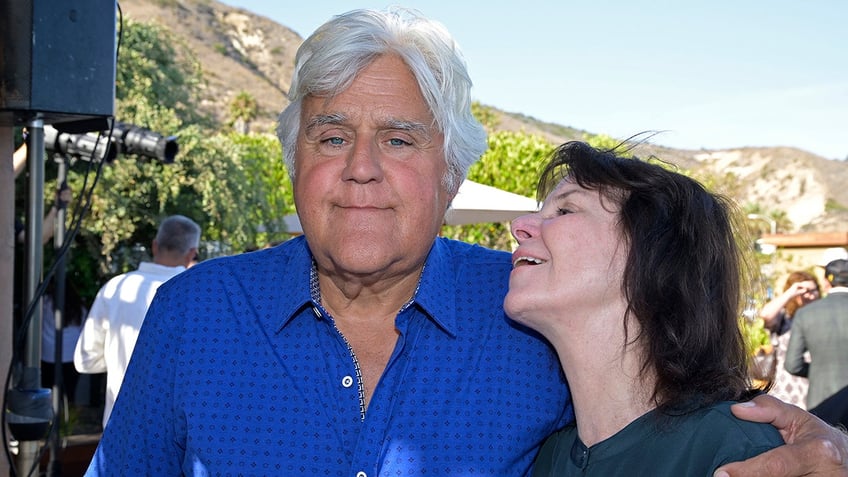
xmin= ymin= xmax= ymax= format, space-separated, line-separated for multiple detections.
xmin=356 ymin=472 xmax=367 ymax=477
xmin=342 ymin=376 xmax=354 ymax=388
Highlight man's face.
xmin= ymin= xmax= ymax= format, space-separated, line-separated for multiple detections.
xmin=293 ymin=54 xmax=452 ymax=281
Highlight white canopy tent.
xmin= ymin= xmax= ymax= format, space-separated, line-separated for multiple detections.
xmin=281 ymin=179 xmax=539 ymax=233
xmin=443 ymin=179 xmax=539 ymax=226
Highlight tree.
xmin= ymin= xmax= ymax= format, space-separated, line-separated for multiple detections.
xmin=471 ymin=101 xmax=499 ymax=130
xmin=116 ymin=19 xmax=207 ymax=127
xmin=227 ymin=91 xmax=260 ymax=134
xmin=441 ymin=130 xmax=554 ymax=251
xmin=61 ymin=20 xmax=292 ymax=300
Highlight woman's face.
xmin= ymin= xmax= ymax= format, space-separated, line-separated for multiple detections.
xmin=504 ymin=177 xmax=629 ymax=340
xmin=794 ymin=280 xmax=820 ymax=306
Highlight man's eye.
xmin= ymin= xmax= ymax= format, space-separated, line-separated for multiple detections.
xmin=324 ymin=137 xmax=344 ymax=146
xmin=388 ymin=138 xmax=411 ymax=146
xmin=557 ymin=208 xmax=572 ymax=215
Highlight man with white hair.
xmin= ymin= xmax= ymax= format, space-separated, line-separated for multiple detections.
xmin=81 ymin=8 xmax=848 ymax=477
xmin=74 ymin=215 xmax=200 ymax=428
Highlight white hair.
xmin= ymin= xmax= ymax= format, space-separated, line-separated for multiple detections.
xmin=276 ymin=7 xmax=488 ymax=193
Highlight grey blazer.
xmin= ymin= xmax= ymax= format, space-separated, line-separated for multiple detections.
xmin=785 ymin=289 xmax=848 ymax=409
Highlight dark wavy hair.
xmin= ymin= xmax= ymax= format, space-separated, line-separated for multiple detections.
xmin=536 ymin=140 xmax=757 ymax=413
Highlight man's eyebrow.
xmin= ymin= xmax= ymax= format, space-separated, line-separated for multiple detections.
xmin=304 ymin=113 xmax=347 ymax=133
xmin=303 ymin=114 xmax=433 ymax=136
xmin=382 ymin=119 xmax=431 ymax=135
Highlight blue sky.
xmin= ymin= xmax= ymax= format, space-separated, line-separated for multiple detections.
xmin=219 ymin=1 xmax=847 ymax=160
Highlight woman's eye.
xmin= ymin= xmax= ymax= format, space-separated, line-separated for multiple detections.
xmin=557 ymin=208 xmax=572 ymax=216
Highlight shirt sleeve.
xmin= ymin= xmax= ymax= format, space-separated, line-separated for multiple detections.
xmin=707 ymin=411 xmax=785 ymax=471
xmin=74 ymin=288 xmax=109 ymax=374
xmin=84 ymin=285 xmax=185 ymax=476
xmin=783 ymin=315 xmax=810 ymax=377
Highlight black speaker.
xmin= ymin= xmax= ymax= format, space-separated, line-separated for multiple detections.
xmin=0 ymin=0 xmax=116 ymax=131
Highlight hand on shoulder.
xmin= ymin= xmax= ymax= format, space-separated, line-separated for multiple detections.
xmin=714 ymin=395 xmax=848 ymax=477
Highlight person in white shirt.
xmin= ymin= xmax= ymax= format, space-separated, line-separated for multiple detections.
xmin=74 ymin=215 xmax=200 ymax=428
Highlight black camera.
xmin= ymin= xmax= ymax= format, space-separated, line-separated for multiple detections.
xmin=44 ymin=121 xmax=178 ymax=163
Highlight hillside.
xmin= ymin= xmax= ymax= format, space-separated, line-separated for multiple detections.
xmin=119 ymin=0 xmax=848 ymax=233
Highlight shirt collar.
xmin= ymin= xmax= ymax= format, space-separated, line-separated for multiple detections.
xmin=276 ymin=237 xmax=459 ymax=337
xmin=273 ymin=237 xmax=319 ymax=331
xmin=412 ymin=238 xmax=458 ymax=337
xmin=137 ymin=261 xmax=186 ymax=276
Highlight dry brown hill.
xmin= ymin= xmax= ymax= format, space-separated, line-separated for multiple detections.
xmin=119 ymin=0 xmax=848 ymax=233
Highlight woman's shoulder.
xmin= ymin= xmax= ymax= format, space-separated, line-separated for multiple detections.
xmin=692 ymin=401 xmax=785 ymax=447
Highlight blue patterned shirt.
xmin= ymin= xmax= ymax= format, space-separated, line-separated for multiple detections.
xmin=84 ymin=236 xmax=572 ymax=476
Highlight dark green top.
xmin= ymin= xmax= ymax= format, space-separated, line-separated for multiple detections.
xmin=532 ymin=401 xmax=783 ymax=477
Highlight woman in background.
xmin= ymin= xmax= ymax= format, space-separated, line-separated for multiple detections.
xmin=759 ymin=271 xmax=820 ymax=408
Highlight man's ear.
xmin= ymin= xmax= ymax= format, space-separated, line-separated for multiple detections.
xmin=185 ymin=247 xmax=199 ymax=267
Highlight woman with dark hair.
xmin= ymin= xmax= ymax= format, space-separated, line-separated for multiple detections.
xmin=506 ymin=141 xmax=783 ymax=476
xmin=760 ymin=271 xmax=820 ymax=408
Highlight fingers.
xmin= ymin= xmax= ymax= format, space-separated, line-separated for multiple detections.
xmin=730 ymin=395 xmax=796 ymax=430
xmin=789 ymin=282 xmax=808 ymax=297
xmin=715 ymin=438 xmax=846 ymax=477
xmin=713 ymin=447 xmax=791 ymax=477
xmin=721 ymin=396 xmax=848 ymax=476
xmin=56 ymin=184 xmax=73 ymax=209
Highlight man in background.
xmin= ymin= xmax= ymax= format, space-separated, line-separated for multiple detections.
xmin=786 ymin=258 xmax=848 ymax=428
xmin=74 ymin=214 xmax=200 ymax=428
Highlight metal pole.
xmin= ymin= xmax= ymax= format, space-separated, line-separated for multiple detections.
xmin=1 ymin=126 xmax=16 ymax=477
xmin=47 ymin=156 xmax=69 ymax=476
xmin=17 ymin=118 xmax=45 ymax=477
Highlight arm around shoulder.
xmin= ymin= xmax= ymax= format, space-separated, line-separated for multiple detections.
xmin=715 ymin=395 xmax=848 ymax=477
